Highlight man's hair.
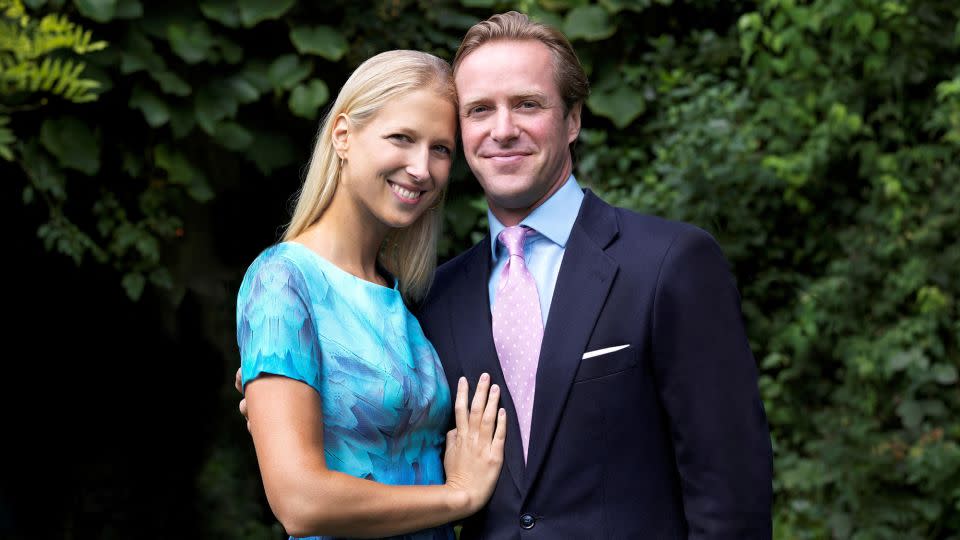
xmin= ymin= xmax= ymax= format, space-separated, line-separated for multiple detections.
xmin=453 ymin=11 xmax=590 ymax=114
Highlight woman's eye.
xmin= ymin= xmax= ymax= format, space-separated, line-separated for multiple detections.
xmin=433 ymin=145 xmax=452 ymax=156
xmin=389 ymin=134 xmax=413 ymax=143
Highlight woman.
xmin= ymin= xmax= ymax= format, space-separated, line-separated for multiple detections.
xmin=236 ymin=50 xmax=506 ymax=539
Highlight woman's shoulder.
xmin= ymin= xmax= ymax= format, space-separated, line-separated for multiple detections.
xmin=239 ymin=243 xmax=331 ymax=306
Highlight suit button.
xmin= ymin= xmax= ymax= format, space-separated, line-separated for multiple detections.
xmin=519 ymin=513 xmax=535 ymax=529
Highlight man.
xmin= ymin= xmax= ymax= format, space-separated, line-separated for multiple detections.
xmin=417 ymin=11 xmax=772 ymax=539
xmin=239 ymin=11 xmax=773 ymax=538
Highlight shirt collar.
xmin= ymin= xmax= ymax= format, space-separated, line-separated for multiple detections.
xmin=488 ymin=175 xmax=584 ymax=260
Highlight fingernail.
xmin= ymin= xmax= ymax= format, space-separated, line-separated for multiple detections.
xmin=459 ymin=376 xmax=466 ymax=385
xmin=481 ymin=373 xmax=489 ymax=381
xmin=491 ymin=384 xmax=499 ymax=393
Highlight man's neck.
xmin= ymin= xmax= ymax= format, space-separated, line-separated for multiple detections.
xmin=488 ymin=167 xmax=573 ymax=226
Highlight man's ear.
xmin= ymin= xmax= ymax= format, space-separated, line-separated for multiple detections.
xmin=566 ymin=102 xmax=582 ymax=144
xmin=332 ymin=113 xmax=350 ymax=159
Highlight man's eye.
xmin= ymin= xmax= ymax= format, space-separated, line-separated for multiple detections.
xmin=519 ymin=101 xmax=538 ymax=109
xmin=469 ymin=105 xmax=490 ymax=115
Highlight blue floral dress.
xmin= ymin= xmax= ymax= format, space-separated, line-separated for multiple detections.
xmin=237 ymin=242 xmax=454 ymax=540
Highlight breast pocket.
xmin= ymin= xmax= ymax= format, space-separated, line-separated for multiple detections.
xmin=574 ymin=344 xmax=638 ymax=382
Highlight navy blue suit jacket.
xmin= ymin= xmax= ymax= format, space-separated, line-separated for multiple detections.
xmin=418 ymin=191 xmax=773 ymax=539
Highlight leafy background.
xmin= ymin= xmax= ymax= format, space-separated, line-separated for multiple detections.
xmin=3 ymin=0 xmax=959 ymax=538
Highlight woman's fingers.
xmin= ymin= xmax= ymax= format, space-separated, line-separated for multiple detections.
xmin=445 ymin=428 xmax=458 ymax=452
xmin=455 ymin=374 xmax=503 ymax=446
xmin=480 ymin=384 xmax=500 ymax=438
xmin=469 ymin=373 xmax=490 ymax=433
xmin=492 ymin=409 xmax=507 ymax=454
xmin=454 ymin=377 xmax=468 ymax=432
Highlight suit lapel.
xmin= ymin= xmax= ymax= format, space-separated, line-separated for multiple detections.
xmin=454 ymin=238 xmax=525 ymax=492
xmin=522 ymin=192 xmax=619 ymax=495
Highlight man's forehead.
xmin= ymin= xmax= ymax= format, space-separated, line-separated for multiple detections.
xmin=454 ymin=41 xmax=556 ymax=99
xmin=456 ymin=84 xmax=549 ymax=102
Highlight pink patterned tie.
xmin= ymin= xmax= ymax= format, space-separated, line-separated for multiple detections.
xmin=492 ymin=225 xmax=543 ymax=461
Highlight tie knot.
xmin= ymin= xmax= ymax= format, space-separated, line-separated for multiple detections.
xmin=498 ymin=226 xmax=532 ymax=258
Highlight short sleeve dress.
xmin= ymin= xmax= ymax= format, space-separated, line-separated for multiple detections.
xmin=237 ymin=242 xmax=454 ymax=540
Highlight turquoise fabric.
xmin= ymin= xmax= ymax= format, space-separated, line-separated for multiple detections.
xmin=237 ymin=242 xmax=454 ymax=540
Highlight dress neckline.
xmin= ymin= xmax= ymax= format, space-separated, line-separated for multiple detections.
xmin=280 ymin=241 xmax=399 ymax=292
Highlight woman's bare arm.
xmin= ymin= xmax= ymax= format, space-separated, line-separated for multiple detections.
xmin=245 ymin=373 xmax=505 ymax=538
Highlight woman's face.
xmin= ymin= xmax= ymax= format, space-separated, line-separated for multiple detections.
xmin=335 ymin=88 xmax=457 ymax=231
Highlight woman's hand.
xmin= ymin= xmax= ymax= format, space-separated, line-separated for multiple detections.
xmin=442 ymin=373 xmax=507 ymax=516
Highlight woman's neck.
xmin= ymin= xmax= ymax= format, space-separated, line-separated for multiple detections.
xmin=294 ymin=194 xmax=388 ymax=286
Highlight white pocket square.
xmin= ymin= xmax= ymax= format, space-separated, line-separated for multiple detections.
xmin=582 ymin=344 xmax=630 ymax=360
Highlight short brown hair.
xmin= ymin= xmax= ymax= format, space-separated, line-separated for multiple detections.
xmin=453 ymin=11 xmax=589 ymax=114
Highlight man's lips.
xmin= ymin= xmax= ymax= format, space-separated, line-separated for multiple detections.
xmin=482 ymin=151 xmax=532 ymax=163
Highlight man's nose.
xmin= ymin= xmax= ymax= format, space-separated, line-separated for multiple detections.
xmin=491 ymin=110 xmax=520 ymax=142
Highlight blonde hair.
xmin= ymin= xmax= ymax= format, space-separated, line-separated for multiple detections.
xmin=284 ymin=50 xmax=455 ymax=303
xmin=453 ymin=11 xmax=589 ymax=114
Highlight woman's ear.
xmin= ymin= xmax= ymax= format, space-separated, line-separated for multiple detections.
xmin=332 ymin=113 xmax=350 ymax=159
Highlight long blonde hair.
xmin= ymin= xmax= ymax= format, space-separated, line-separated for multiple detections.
xmin=284 ymin=50 xmax=455 ymax=303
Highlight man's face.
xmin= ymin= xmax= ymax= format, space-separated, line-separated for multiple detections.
xmin=455 ymin=40 xmax=581 ymax=225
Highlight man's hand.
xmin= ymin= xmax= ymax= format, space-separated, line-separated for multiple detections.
xmin=235 ymin=367 xmax=250 ymax=433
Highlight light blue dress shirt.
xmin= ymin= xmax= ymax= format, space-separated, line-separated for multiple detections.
xmin=488 ymin=175 xmax=585 ymax=326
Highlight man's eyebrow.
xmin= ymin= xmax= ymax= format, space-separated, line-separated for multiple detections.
xmin=515 ymin=92 xmax=548 ymax=102
xmin=459 ymin=98 xmax=487 ymax=113
xmin=459 ymin=92 xmax=550 ymax=113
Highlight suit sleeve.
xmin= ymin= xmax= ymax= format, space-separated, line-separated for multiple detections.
xmin=417 ymin=284 xmax=463 ymax=431
xmin=651 ymin=227 xmax=773 ymax=540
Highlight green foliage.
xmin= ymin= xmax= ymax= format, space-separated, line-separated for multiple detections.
xmin=7 ymin=0 xmax=960 ymax=538
xmin=569 ymin=0 xmax=960 ymax=537
xmin=0 ymin=0 xmax=105 ymax=103
xmin=290 ymin=24 xmax=348 ymax=61
xmin=0 ymin=113 xmax=12 ymax=158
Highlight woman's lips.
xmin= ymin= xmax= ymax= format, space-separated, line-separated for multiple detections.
xmin=388 ymin=181 xmax=424 ymax=203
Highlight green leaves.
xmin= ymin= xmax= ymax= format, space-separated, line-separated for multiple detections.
xmin=587 ymin=67 xmax=646 ymax=128
xmin=39 ymin=116 xmax=99 ymax=174
xmin=212 ymin=121 xmax=253 ymax=151
xmin=194 ymin=81 xmax=238 ymax=134
xmin=267 ymin=54 xmax=312 ymax=91
xmin=237 ymin=0 xmax=295 ymax=27
xmin=154 ymin=144 xmax=213 ymax=202
xmin=167 ymin=21 xmax=216 ymax=64
xmin=199 ymin=0 xmax=242 ymax=28
xmin=74 ymin=0 xmax=117 ymax=22
xmin=247 ymin=131 xmax=297 ymax=175
xmin=563 ymin=5 xmax=616 ymax=41
xmin=129 ymin=85 xmax=169 ymax=127
xmin=290 ymin=26 xmax=347 ymax=61
xmin=288 ymin=79 xmax=329 ymax=119
xmin=74 ymin=0 xmax=141 ymax=22
xmin=588 ymin=85 xmax=646 ymax=129
xmin=0 ymin=116 xmax=13 ymax=161
xmin=931 ymin=364 xmax=958 ymax=385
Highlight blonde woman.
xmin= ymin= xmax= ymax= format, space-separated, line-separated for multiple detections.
xmin=236 ymin=50 xmax=505 ymax=540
